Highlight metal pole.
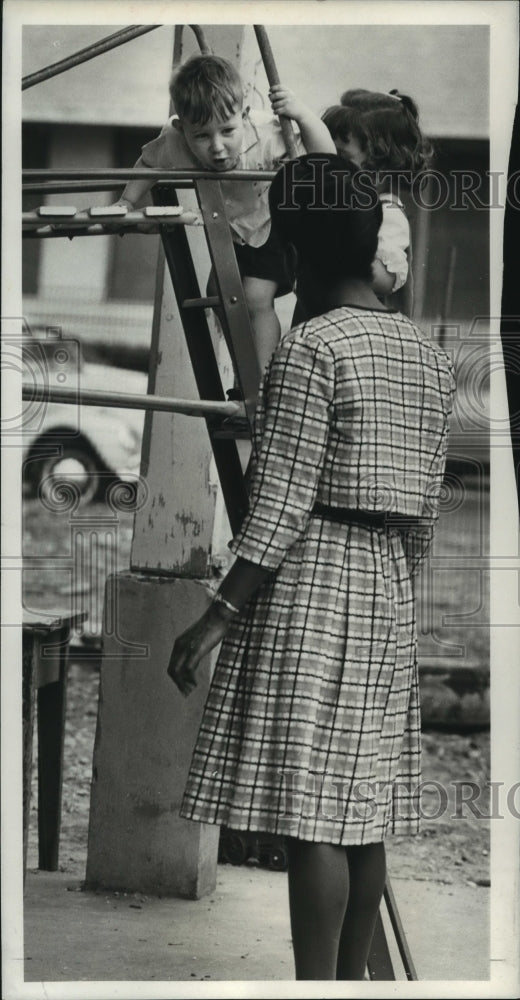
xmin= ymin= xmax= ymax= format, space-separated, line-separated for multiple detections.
xmin=438 ymin=245 xmax=457 ymax=348
xmin=411 ymin=175 xmax=432 ymax=321
xmin=188 ymin=25 xmax=211 ymax=54
xmin=253 ymin=25 xmax=299 ymax=159
xmin=23 ymin=168 xmax=277 ymax=183
xmin=383 ymin=883 xmax=418 ymax=981
xmin=21 ymin=383 xmax=240 ymax=418
xmin=22 ymin=182 xmax=129 ymax=196
xmin=22 ymin=25 xmax=161 ymax=91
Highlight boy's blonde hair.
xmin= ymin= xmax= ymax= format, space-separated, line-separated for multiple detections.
xmin=170 ymin=54 xmax=244 ymax=126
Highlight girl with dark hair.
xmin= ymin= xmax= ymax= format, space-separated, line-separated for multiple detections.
xmin=167 ymin=155 xmax=455 ymax=981
xmin=322 ymin=89 xmax=433 ymax=314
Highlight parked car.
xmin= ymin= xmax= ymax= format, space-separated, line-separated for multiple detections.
xmin=218 ymin=826 xmax=288 ymax=871
xmin=22 ymin=331 xmax=147 ymax=505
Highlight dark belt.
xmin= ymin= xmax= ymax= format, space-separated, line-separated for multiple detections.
xmin=311 ymin=502 xmax=420 ymax=532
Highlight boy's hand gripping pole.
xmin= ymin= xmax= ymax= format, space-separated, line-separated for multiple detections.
xmin=253 ymin=25 xmax=299 ymax=160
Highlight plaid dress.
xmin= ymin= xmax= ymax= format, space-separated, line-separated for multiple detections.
xmin=181 ymin=306 xmax=455 ymax=844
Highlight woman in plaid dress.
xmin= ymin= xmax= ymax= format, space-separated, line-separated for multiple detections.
xmin=168 ymin=154 xmax=455 ymax=980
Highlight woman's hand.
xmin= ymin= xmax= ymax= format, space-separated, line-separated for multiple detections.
xmin=167 ymin=558 xmax=272 ymax=697
xmin=167 ymin=605 xmax=230 ymax=697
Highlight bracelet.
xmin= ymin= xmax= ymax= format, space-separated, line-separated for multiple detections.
xmin=212 ymin=592 xmax=240 ymax=616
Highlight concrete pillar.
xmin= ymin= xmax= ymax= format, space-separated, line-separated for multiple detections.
xmin=86 ymin=572 xmax=220 ymax=898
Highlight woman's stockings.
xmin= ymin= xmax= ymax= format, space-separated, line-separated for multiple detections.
xmin=286 ymin=837 xmax=386 ymax=981
xmin=337 ymin=842 xmax=387 ymax=979
xmin=287 ymin=838 xmax=350 ymax=979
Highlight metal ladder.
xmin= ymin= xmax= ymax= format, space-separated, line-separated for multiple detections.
xmin=152 ymin=177 xmax=260 ymax=535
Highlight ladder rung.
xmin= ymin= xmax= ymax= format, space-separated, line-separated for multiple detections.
xmin=212 ymin=421 xmax=251 ymax=440
xmin=212 ymin=430 xmax=251 ymax=440
xmin=182 ymin=296 xmax=221 ymax=310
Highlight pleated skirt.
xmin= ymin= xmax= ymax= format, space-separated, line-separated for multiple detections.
xmin=180 ymin=518 xmax=421 ymax=844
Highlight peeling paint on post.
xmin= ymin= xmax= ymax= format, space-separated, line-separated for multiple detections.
xmin=131 ymin=236 xmax=220 ymax=577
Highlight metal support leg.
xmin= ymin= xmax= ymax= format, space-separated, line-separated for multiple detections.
xmin=367 ymin=910 xmax=396 ymax=980
xmin=36 ymin=625 xmax=70 ymax=870
xmin=367 ymin=878 xmax=418 ymax=981
xmin=22 ymin=631 xmax=37 ymax=882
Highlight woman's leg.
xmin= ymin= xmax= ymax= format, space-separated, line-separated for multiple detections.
xmin=336 ymin=841 xmax=387 ymax=980
xmin=286 ymin=837 xmax=350 ymax=980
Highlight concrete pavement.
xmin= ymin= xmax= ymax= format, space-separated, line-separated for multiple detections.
xmin=19 ymin=864 xmax=489 ymax=987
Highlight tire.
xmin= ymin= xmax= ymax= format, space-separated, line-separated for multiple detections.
xmin=35 ymin=444 xmax=101 ymax=506
xmin=222 ymin=831 xmax=249 ymax=866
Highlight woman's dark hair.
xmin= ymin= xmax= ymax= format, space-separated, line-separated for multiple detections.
xmin=322 ymin=89 xmax=433 ymax=176
xmin=269 ymin=153 xmax=383 ymax=283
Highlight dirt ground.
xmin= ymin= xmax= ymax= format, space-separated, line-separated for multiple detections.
xmin=27 ymin=659 xmax=490 ymax=891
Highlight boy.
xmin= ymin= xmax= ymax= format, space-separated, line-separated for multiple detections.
xmin=113 ymin=54 xmax=336 ymax=372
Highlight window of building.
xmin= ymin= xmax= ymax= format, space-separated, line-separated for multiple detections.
xmin=106 ymin=127 xmax=161 ymax=302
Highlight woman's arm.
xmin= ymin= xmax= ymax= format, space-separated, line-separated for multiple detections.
xmin=167 ymin=557 xmax=272 ymax=696
xmin=269 ymin=85 xmax=336 ymax=154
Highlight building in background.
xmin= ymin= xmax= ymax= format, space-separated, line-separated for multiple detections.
xmin=22 ymin=22 xmax=489 ymax=359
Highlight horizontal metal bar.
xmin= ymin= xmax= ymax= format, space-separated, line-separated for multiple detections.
xmin=23 ymin=168 xmax=277 ymax=183
xmin=22 ymin=228 xmax=147 ymax=240
xmin=22 ymin=212 xmax=203 ymax=240
xmin=22 ymin=181 xmax=194 ymax=196
xmin=22 ymin=383 xmax=240 ymax=418
xmin=22 ymin=208 xmax=200 ymax=229
xmin=22 ymin=25 xmax=161 ymax=91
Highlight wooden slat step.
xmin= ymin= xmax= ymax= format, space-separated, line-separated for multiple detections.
xmin=182 ymin=296 xmax=221 ymax=310
xmin=89 ymin=205 xmax=128 ymax=217
xmin=212 ymin=418 xmax=251 ymax=440
xmin=144 ymin=205 xmax=184 ymax=217
xmin=38 ymin=205 xmax=77 ymax=217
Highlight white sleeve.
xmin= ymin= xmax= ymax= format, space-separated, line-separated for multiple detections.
xmin=376 ymin=200 xmax=410 ymax=292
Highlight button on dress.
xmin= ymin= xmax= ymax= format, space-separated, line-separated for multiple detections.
xmin=180 ymin=306 xmax=456 ymax=844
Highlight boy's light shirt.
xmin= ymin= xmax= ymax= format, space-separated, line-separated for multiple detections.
xmin=141 ymin=109 xmax=304 ymax=248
